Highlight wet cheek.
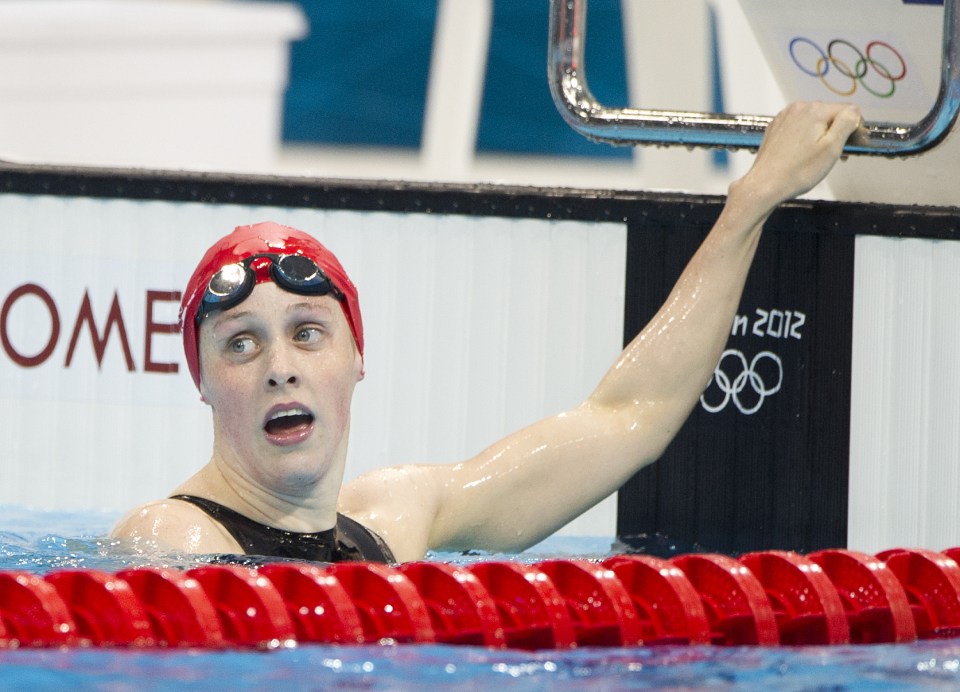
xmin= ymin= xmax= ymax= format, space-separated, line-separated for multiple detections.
xmin=323 ymin=375 xmax=356 ymax=428
xmin=335 ymin=398 xmax=351 ymax=427
xmin=204 ymin=367 xmax=250 ymax=418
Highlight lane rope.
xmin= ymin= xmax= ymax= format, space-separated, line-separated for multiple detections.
xmin=0 ymin=547 xmax=958 ymax=649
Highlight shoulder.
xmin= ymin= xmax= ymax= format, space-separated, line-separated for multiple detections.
xmin=110 ymin=498 xmax=242 ymax=554
xmin=339 ymin=464 xmax=449 ymax=563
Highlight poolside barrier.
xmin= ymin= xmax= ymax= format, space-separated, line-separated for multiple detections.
xmin=0 ymin=548 xmax=959 ymax=649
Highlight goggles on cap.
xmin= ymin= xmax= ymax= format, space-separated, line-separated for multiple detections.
xmin=196 ymin=252 xmax=345 ymax=326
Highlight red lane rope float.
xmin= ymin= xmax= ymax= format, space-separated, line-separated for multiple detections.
xmin=876 ymin=548 xmax=960 ymax=640
xmin=467 ymin=561 xmax=576 ymax=649
xmin=398 ymin=562 xmax=505 ymax=648
xmin=117 ymin=567 xmax=226 ymax=648
xmin=6 ymin=550 xmax=960 ymax=649
xmin=808 ymin=549 xmax=916 ymax=644
xmin=186 ymin=564 xmax=296 ymax=648
xmin=45 ymin=569 xmax=153 ymax=647
xmin=738 ymin=551 xmax=850 ymax=645
xmin=257 ymin=563 xmax=365 ymax=645
xmin=0 ymin=571 xmax=77 ymax=647
xmin=327 ymin=562 xmax=435 ymax=644
xmin=671 ymin=553 xmax=779 ymax=646
xmin=538 ymin=558 xmax=643 ymax=647
xmin=602 ymin=555 xmax=711 ymax=645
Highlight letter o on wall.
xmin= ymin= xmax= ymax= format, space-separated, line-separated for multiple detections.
xmin=1 ymin=283 xmax=60 ymax=367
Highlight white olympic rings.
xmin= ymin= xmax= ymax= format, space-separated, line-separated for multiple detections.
xmin=789 ymin=37 xmax=907 ymax=98
xmin=700 ymin=349 xmax=783 ymax=416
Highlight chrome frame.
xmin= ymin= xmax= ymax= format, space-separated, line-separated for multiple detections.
xmin=548 ymin=0 xmax=960 ymax=154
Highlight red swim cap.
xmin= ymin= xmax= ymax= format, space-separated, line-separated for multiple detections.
xmin=180 ymin=221 xmax=363 ymax=391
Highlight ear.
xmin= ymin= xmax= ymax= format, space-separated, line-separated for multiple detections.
xmin=198 ymin=380 xmax=211 ymax=406
xmin=356 ymin=352 xmax=365 ymax=382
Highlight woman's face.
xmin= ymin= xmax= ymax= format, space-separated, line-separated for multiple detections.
xmin=197 ymin=281 xmax=364 ymax=496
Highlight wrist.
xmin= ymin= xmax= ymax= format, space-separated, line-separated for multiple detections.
xmin=725 ymin=173 xmax=781 ymax=226
xmin=722 ymin=173 xmax=782 ymax=238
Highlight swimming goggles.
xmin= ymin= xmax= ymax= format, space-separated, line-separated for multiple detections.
xmin=196 ymin=253 xmax=345 ymax=326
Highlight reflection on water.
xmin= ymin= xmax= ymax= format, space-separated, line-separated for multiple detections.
xmin=3 ymin=641 xmax=960 ymax=690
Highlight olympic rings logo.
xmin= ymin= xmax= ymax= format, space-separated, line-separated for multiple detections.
xmin=789 ymin=37 xmax=907 ymax=98
xmin=700 ymin=349 xmax=783 ymax=416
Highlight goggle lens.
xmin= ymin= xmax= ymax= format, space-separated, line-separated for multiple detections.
xmin=273 ymin=254 xmax=324 ymax=289
xmin=207 ymin=263 xmax=248 ymax=298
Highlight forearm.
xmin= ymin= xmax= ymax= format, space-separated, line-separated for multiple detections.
xmin=592 ymin=101 xmax=862 ymax=417
xmin=591 ymin=178 xmax=774 ymax=413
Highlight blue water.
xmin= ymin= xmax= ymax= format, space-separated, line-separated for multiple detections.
xmin=2 ymin=506 xmax=960 ymax=690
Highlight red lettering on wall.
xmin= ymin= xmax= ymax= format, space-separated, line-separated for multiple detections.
xmin=0 ymin=283 xmax=60 ymax=367
xmin=144 ymin=290 xmax=181 ymax=374
xmin=64 ymin=291 xmax=136 ymax=371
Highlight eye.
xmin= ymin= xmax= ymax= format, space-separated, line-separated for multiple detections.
xmin=293 ymin=326 xmax=323 ymax=344
xmin=227 ymin=336 xmax=256 ymax=355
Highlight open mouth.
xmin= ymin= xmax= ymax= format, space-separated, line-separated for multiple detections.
xmin=263 ymin=406 xmax=315 ymax=444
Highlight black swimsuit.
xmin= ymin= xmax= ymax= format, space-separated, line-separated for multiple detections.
xmin=170 ymin=494 xmax=395 ymax=563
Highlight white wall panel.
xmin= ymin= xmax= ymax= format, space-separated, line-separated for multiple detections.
xmin=0 ymin=194 xmax=625 ymax=538
xmin=849 ymin=235 xmax=960 ymax=552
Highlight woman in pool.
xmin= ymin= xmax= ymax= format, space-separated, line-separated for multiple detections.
xmin=111 ymin=101 xmax=863 ymax=563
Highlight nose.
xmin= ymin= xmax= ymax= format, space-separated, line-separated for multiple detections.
xmin=264 ymin=342 xmax=300 ymax=389
xmin=268 ymin=373 xmax=297 ymax=388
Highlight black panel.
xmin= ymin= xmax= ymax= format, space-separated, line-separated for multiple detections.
xmin=616 ymin=210 xmax=854 ymax=555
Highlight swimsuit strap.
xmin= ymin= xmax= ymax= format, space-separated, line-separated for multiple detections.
xmin=169 ymin=494 xmax=395 ymax=563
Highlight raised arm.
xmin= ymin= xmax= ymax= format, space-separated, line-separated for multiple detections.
xmin=342 ymin=102 xmax=864 ymax=562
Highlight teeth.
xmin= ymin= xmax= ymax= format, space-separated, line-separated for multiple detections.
xmin=269 ymin=408 xmax=309 ymax=421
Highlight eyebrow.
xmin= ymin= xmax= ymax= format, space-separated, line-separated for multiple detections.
xmin=210 ymin=310 xmax=253 ymax=328
xmin=287 ymin=301 xmax=337 ymax=317
xmin=209 ymin=299 xmax=336 ymax=330
xmin=289 ymin=301 xmax=327 ymax=311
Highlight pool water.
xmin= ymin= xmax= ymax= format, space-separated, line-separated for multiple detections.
xmin=2 ymin=506 xmax=960 ymax=690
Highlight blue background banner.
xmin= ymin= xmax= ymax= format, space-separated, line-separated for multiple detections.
xmin=258 ymin=0 xmax=636 ymax=158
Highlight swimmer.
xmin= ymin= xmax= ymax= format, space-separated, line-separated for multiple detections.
xmin=110 ymin=101 xmax=863 ymax=563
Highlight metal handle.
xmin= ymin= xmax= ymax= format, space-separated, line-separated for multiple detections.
xmin=548 ymin=0 xmax=960 ymax=155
